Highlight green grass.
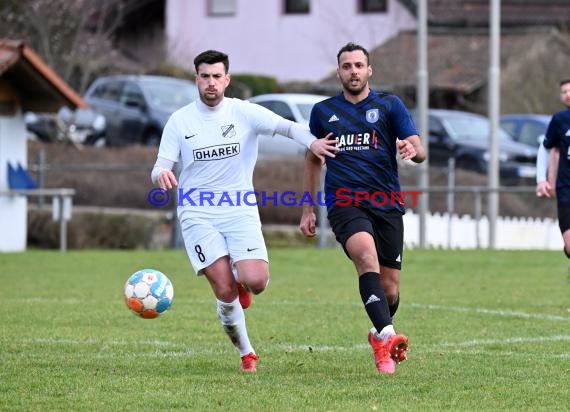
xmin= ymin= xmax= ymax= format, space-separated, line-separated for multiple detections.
xmin=1 ymin=248 xmax=569 ymax=411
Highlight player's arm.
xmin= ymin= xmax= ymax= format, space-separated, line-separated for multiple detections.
xmin=299 ymin=150 xmax=323 ymax=237
xmin=275 ymin=118 xmax=339 ymax=163
xmin=397 ymin=135 xmax=425 ymax=163
xmin=535 ymin=138 xmax=551 ymax=197
xmin=547 ymin=147 xmax=559 ymax=198
xmin=151 ymin=156 xmax=178 ymax=190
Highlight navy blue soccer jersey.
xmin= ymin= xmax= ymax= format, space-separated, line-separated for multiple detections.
xmin=309 ymin=90 xmax=418 ymax=213
xmin=543 ymin=108 xmax=570 ymax=204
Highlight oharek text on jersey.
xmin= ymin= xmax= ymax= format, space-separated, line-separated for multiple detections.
xmin=193 ymin=143 xmax=240 ymax=161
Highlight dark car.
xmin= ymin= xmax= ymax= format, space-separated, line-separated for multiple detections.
xmin=84 ymin=75 xmax=199 ymax=146
xmin=412 ymin=109 xmax=537 ymax=184
xmin=500 ymin=114 xmax=551 ymax=148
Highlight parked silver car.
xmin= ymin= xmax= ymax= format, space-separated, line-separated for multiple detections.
xmin=500 ymin=114 xmax=551 ymax=148
xmin=84 ymin=75 xmax=199 ymax=146
xmin=249 ymin=93 xmax=329 ymax=158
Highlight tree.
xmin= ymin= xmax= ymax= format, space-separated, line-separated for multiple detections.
xmin=0 ymin=0 xmax=149 ymax=93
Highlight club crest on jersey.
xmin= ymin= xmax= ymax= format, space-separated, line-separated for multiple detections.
xmin=193 ymin=143 xmax=240 ymax=161
xmin=221 ymin=124 xmax=236 ymax=138
xmin=366 ymin=109 xmax=379 ymax=123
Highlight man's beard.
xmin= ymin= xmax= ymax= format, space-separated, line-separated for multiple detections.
xmin=344 ymin=81 xmax=366 ymax=95
xmin=343 ymin=79 xmax=367 ymax=96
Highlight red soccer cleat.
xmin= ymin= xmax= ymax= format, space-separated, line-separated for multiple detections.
xmin=386 ymin=334 xmax=409 ymax=364
xmin=367 ymin=331 xmax=395 ymax=374
xmin=240 ymin=352 xmax=259 ymax=372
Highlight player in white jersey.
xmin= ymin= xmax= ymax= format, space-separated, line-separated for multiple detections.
xmin=151 ymin=50 xmax=338 ymax=372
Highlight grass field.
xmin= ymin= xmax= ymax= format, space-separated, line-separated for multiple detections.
xmin=1 ymin=248 xmax=569 ymax=411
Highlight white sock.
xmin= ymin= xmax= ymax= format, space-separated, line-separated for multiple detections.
xmin=378 ymin=325 xmax=396 ymax=343
xmin=216 ymin=297 xmax=254 ymax=356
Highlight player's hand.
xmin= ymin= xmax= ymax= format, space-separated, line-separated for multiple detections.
xmin=309 ymin=133 xmax=339 ymax=164
xmin=536 ymin=181 xmax=552 ymax=198
xmin=397 ymin=139 xmax=416 ymax=161
xmin=299 ymin=210 xmax=317 ymax=237
xmin=158 ymin=169 xmax=178 ymax=190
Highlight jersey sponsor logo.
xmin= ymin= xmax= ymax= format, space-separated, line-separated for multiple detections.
xmin=328 ymin=114 xmax=339 ymax=122
xmin=247 ymin=247 xmax=259 ymax=252
xmin=221 ymin=124 xmax=236 ymax=138
xmin=193 ymin=143 xmax=240 ymax=161
xmin=366 ymin=109 xmax=379 ymax=123
xmin=335 ymin=133 xmax=371 ymax=151
xmin=185 ymin=133 xmax=197 ymax=139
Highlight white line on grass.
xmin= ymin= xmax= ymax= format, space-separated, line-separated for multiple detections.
xmin=251 ymin=301 xmax=570 ymax=322
xmin=408 ymin=303 xmax=570 ymax=322
xmin=11 ymin=335 xmax=570 ymax=360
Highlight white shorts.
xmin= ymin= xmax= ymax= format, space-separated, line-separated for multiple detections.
xmin=180 ymin=213 xmax=268 ymax=275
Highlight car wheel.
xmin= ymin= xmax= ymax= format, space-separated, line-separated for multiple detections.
xmin=455 ymin=157 xmax=482 ymax=173
xmin=85 ymin=134 xmax=106 ymax=147
xmin=144 ymin=131 xmax=161 ymax=147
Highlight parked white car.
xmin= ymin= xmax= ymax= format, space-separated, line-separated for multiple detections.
xmin=249 ymin=93 xmax=329 ymax=158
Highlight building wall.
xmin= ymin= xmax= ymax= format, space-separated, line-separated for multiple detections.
xmin=0 ymin=113 xmax=27 ymax=252
xmin=166 ymin=0 xmax=416 ymax=82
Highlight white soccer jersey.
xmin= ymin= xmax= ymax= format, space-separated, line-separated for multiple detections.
xmin=158 ymin=97 xmax=282 ymax=219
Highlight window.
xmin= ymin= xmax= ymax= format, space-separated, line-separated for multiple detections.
xmin=92 ymin=81 xmax=124 ymax=102
xmin=359 ymin=0 xmax=387 ymax=13
xmin=208 ymin=0 xmax=236 ymax=16
xmin=519 ymin=121 xmax=547 ymax=147
xmin=121 ymin=82 xmax=145 ymax=107
xmin=256 ymin=100 xmax=295 ymax=122
xmin=284 ymin=0 xmax=310 ymax=14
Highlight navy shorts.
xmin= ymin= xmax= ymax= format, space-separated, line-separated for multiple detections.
xmin=327 ymin=205 xmax=404 ymax=270
xmin=557 ymin=202 xmax=570 ymax=234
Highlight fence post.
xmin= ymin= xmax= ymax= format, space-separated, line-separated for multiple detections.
xmin=37 ymin=150 xmax=46 ymax=209
xmin=447 ymin=158 xmax=455 ymax=248
xmin=474 ymin=190 xmax=482 ymax=249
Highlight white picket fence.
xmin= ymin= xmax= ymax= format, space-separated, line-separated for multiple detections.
xmin=404 ymin=211 xmax=563 ymax=250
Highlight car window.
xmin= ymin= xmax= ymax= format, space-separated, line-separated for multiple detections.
xmin=256 ymin=100 xmax=295 ymax=122
xmin=500 ymin=120 xmax=516 ymax=137
xmin=121 ymin=82 xmax=145 ymax=107
xmin=140 ymin=80 xmax=198 ymax=109
xmin=443 ymin=115 xmax=512 ymax=141
xmin=92 ymin=81 xmax=124 ymax=102
xmin=428 ymin=116 xmax=445 ymax=136
xmin=519 ymin=121 xmax=546 ymax=147
xmin=296 ymin=103 xmax=315 ymax=123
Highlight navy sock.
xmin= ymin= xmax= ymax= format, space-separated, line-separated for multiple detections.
xmin=389 ymin=294 xmax=400 ymax=318
xmin=359 ymin=272 xmax=392 ymax=332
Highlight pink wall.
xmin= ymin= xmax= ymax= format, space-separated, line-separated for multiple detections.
xmin=166 ymin=0 xmax=416 ymax=82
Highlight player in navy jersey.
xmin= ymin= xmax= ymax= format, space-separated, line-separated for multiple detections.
xmin=537 ymin=79 xmax=570 ymax=277
xmin=299 ymin=42 xmax=426 ymax=374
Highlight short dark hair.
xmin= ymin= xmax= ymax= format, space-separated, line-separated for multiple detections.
xmin=560 ymin=79 xmax=570 ymax=87
xmin=336 ymin=42 xmax=370 ymax=65
xmin=194 ymin=50 xmax=229 ymax=73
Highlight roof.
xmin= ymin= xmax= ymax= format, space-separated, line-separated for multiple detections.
xmin=320 ymin=28 xmax=562 ymax=95
xmin=400 ymin=0 xmax=570 ymax=28
xmin=0 ymin=39 xmax=86 ymax=112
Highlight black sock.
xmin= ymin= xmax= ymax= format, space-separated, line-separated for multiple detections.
xmin=359 ymin=272 xmax=392 ymax=332
xmin=389 ymin=294 xmax=400 ymax=318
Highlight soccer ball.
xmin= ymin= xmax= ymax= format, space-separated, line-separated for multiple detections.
xmin=124 ymin=269 xmax=174 ymax=318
